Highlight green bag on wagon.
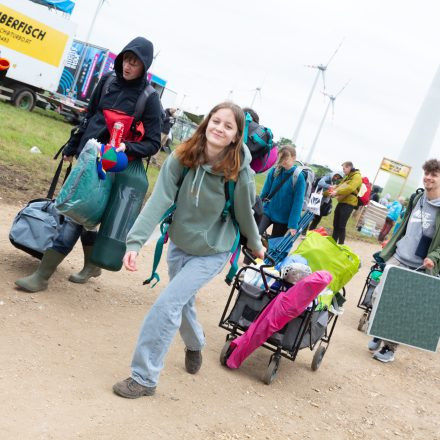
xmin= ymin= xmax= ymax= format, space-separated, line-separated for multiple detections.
xmin=292 ymin=231 xmax=360 ymax=293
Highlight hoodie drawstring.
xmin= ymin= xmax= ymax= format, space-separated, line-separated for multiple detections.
xmin=190 ymin=165 xmax=207 ymax=208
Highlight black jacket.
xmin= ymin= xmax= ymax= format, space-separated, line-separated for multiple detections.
xmin=162 ymin=108 xmax=176 ymax=135
xmin=64 ymin=37 xmax=162 ymax=158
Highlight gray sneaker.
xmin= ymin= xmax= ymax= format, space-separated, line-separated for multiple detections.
xmin=113 ymin=377 xmax=156 ymax=398
xmin=185 ymin=349 xmax=202 ymax=374
xmin=368 ymin=337 xmax=382 ymax=351
xmin=373 ymin=346 xmax=395 ymax=363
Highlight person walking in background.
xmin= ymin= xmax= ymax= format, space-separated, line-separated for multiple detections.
xmin=258 ymin=145 xmax=306 ymax=238
xmin=113 ymin=102 xmax=264 ymax=398
xmin=370 ymin=185 xmax=382 ymax=203
xmin=379 ymin=193 xmax=391 ymax=207
xmin=15 ymin=36 xmax=162 ymax=293
xmin=328 ymin=161 xmax=362 ymax=244
xmin=306 ymin=171 xmax=342 ymax=232
xmin=378 ymin=196 xmax=404 ymax=242
xmin=368 ymin=159 xmax=440 ymax=363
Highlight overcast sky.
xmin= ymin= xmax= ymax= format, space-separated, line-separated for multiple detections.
xmin=70 ymin=0 xmax=440 ymax=181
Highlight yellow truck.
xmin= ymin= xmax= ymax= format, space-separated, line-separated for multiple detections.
xmin=0 ymin=0 xmax=76 ymax=110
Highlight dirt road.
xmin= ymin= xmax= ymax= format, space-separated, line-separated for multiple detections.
xmin=1 ymin=202 xmax=439 ymax=440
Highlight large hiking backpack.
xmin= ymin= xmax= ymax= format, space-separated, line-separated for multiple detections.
xmin=358 ymin=176 xmax=372 ymax=206
xmin=292 ymin=163 xmax=315 ymax=212
xmin=243 ymin=113 xmax=276 ymax=173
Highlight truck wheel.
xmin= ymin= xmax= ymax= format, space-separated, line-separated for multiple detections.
xmin=13 ymin=88 xmax=36 ymax=111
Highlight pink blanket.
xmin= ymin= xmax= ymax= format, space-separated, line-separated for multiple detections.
xmin=226 ymin=270 xmax=332 ymax=369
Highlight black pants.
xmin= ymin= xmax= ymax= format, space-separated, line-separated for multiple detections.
xmin=302 ymin=214 xmax=322 ymax=235
xmin=332 ymin=203 xmax=354 ymax=244
xmin=243 ymin=214 xmax=287 ymax=264
xmin=258 ymin=214 xmax=288 ymax=238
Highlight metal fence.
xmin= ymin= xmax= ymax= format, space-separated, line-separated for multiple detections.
xmin=172 ymin=117 xmax=198 ymax=142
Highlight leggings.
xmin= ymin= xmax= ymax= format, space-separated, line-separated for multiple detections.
xmin=332 ymin=203 xmax=354 ymax=244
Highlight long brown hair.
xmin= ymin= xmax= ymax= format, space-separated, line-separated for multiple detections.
xmin=175 ymin=102 xmax=245 ymax=181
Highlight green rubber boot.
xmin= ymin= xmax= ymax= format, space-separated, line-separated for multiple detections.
xmin=15 ymin=249 xmax=65 ymax=293
xmin=68 ymin=245 xmax=102 ymax=284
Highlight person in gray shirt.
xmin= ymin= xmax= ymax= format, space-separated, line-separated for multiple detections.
xmin=368 ymin=158 xmax=440 ymax=363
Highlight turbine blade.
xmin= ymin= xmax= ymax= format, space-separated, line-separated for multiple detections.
xmin=325 ymin=37 xmax=345 ymax=67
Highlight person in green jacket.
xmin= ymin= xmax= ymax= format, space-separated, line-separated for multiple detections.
xmin=368 ymin=159 xmax=440 ymax=363
xmin=328 ymin=161 xmax=362 ymax=244
xmin=113 ymin=102 xmax=265 ymax=398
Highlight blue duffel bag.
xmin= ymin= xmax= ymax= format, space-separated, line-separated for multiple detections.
xmin=9 ymin=149 xmax=72 ymax=259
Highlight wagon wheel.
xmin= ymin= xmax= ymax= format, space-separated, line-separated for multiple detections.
xmin=263 ymin=356 xmax=280 ymax=385
xmin=311 ymin=345 xmax=326 ymax=371
xmin=357 ymin=312 xmax=369 ymax=332
xmin=219 ymin=340 xmax=232 ymax=366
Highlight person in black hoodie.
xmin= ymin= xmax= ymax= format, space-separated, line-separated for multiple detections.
xmin=15 ymin=37 xmax=162 ymax=293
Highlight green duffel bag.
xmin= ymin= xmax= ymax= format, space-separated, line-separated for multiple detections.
xmin=55 ymin=139 xmax=113 ymax=230
xmin=292 ymin=231 xmax=360 ymax=293
xmin=91 ymin=159 xmax=148 ymax=271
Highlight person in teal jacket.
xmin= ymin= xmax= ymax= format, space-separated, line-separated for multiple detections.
xmin=112 ymin=102 xmax=264 ymax=399
xmin=259 ymin=145 xmax=306 ymax=238
xmin=378 ymin=197 xmax=404 ymax=242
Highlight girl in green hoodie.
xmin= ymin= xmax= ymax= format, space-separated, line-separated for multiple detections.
xmin=113 ymin=102 xmax=264 ymax=398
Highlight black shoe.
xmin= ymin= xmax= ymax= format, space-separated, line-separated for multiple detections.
xmin=185 ymin=349 xmax=202 ymax=374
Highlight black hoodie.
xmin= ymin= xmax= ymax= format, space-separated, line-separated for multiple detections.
xmin=64 ymin=37 xmax=162 ymax=158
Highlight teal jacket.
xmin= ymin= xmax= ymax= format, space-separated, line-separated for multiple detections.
xmin=380 ymin=191 xmax=440 ymax=276
xmin=126 ymin=146 xmax=262 ymax=256
xmin=260 ymin=166 xmax=306 ymax=229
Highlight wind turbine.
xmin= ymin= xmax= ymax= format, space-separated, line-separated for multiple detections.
xmin=250 ymin=86 xmax=262 ymax=108
xmin=292 ymin=40 xmax=344 ymax=144
xmin=305 ymin=80 xmax=350 ymax=164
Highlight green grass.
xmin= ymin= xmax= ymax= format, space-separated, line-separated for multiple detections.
xmin=0 ymin=101 xmax=164 ymax=199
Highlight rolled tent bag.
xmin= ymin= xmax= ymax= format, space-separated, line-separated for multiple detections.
xmin=91 ymin=159 xmax=148 ymax=271
xmin=55 ymin=139 xmax=113 ymax=230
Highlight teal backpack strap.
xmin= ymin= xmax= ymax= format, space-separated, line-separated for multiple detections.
xmin=143 ymin=166 xmax=189 ymax=287
xmin=224 ymin=180 xmax=241 ymax=285
xmin=243 ymin=112 xmax=253 ymax=144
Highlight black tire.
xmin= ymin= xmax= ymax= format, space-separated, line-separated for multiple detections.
xmin=12 ymin=88 xmax=36 ymax=111
xmin=357 ymin=313 xmax=368 ymax=332
xmin=311 ymin=345 xmax=326 ymax=371
xmin=219 ymin=340 xmax=232 ymax=366
xmin=263 ymin=356 xmax=280 ymax=385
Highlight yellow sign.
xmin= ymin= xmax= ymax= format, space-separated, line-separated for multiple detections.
xmin=380 ymin=158 xmax=411 ymax=178
xmin=0 ymin=4 xmax=68 ymax=67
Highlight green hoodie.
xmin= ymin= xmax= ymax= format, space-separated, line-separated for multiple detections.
xmin=126 ymin=145 xmax=262 ymax=256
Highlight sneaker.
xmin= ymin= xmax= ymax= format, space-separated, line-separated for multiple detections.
xmin=113 ymin=377 xmax=156 ymax=398
xmin=373 ymin=346 xmax=395 ymax=363
xmin=368 ymin=337 xmax=382 ymax=351
xmin=185 ymin=349 xmax=202 ymax=374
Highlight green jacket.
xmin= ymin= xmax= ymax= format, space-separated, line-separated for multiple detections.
xmin=380 ymin=191 xmax=440 ymax=276
xmin=334 ymin=169 xmax=362 ymax=206
xmin=126 ymin=146 xmax=262 ymax=256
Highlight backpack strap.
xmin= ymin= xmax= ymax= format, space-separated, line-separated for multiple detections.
xmin=102 ymin=72 xmax=116 ymax=96
xmin=133 ymin=84 xmax=157 ymax=123
xmin=263 ymin=170 xmax=294 ymax=202
xmin=143 ymin=166 xmax=189 ymax=287
xmin=291 ymin=166 xmax=303 ymax=189
xmin=224 ymin=180 xmax=241 ymax=285
xmin=243 ymin=112 xmax=253 ymax=144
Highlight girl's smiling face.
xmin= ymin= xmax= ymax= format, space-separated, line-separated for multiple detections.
xmin=205 ymin=108 xmax=238 ymax=150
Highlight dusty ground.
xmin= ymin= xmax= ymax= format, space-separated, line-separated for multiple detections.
xmin=1 ymin=201 xmax=439 ymax=440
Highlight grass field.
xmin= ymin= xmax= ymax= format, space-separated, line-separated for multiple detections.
xmin=0 ymin=101 xmax=376 ymax=243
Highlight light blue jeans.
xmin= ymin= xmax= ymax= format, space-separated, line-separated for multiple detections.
xmin=131 ymin=241 xmax=229 ymax=387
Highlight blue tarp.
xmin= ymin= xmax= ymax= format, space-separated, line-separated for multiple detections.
xmin=31 ymin=0 xmax=75 ymax=14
